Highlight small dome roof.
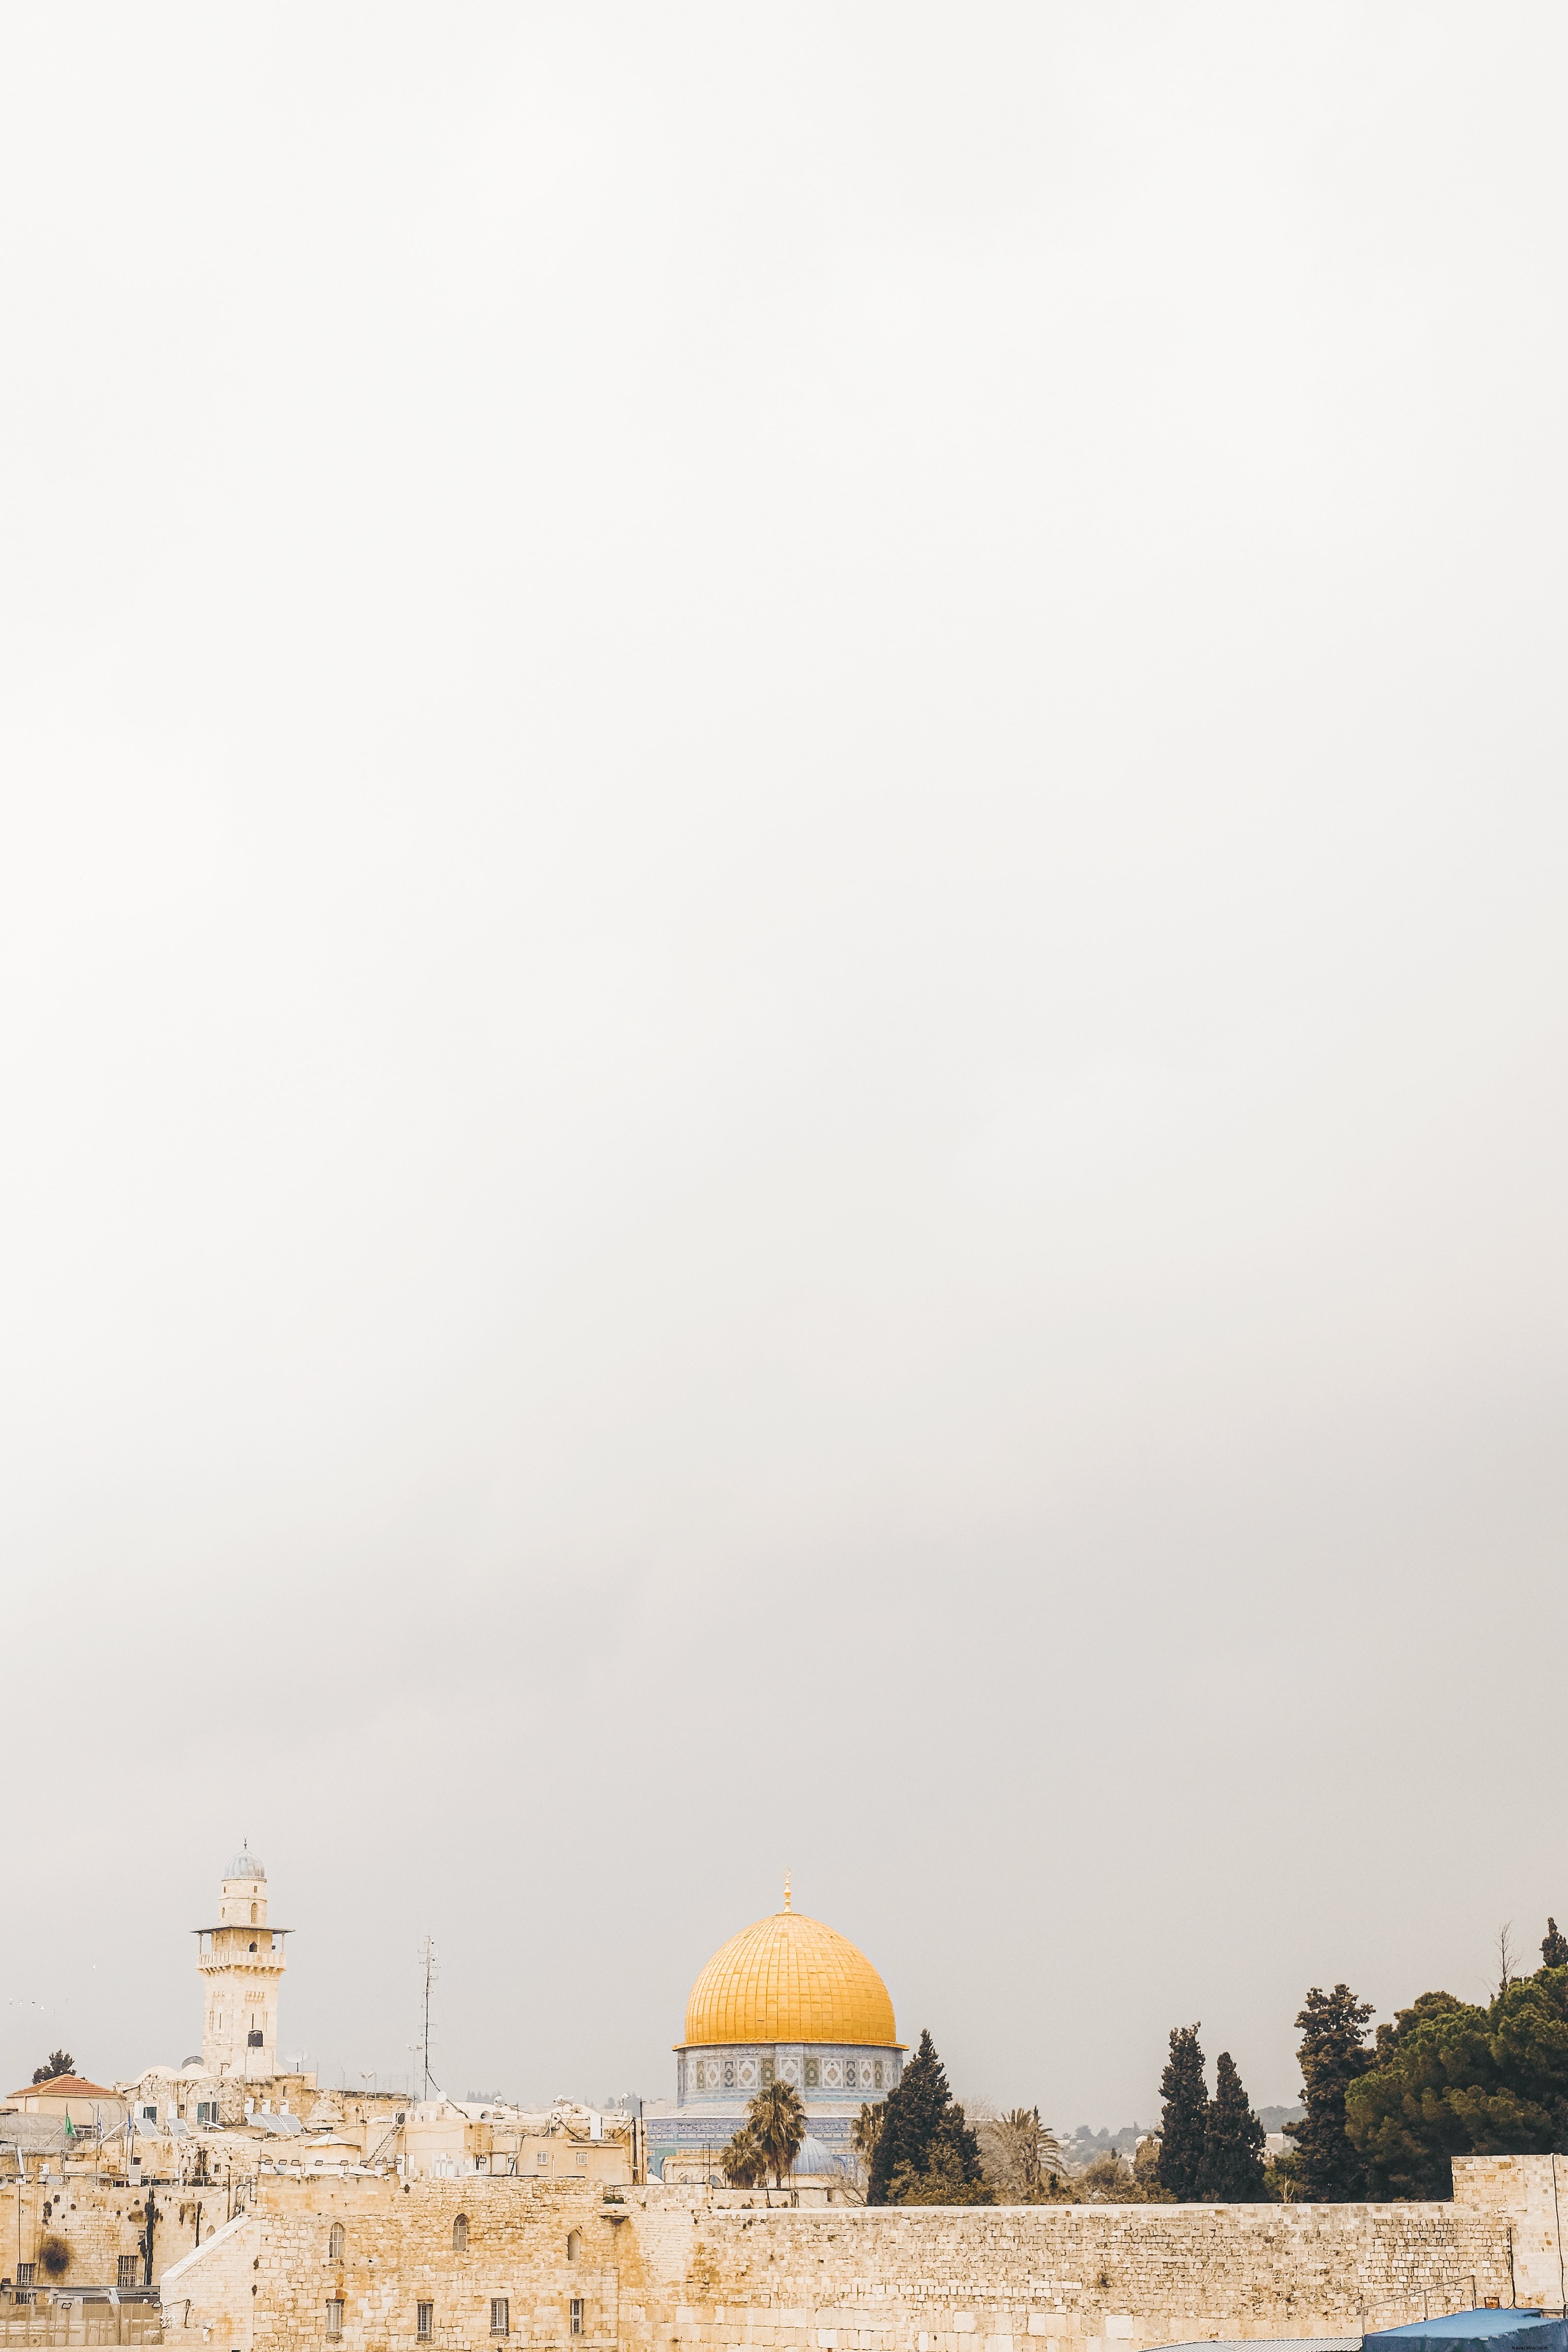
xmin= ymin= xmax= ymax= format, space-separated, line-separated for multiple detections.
xmin=225 ymin=1848 xmax=265 ymax=1879
xmin=791 ymin=2134 xmax=845 ymax=2177
xmin=683 ymin=1898 xmax=897 ymax=2048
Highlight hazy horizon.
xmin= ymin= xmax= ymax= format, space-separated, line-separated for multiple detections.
xmin=3 ymin=3 xmax=1566 ymax=2132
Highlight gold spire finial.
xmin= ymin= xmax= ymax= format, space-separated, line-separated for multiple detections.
xmin=784 ymin=1871 xmax=792 ymax=1912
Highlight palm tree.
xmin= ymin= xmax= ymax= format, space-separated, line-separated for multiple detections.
xmin=851 ymin=2100 xmax=885 ymax=2182
xmin=749 ymin=2080 xmax=807 ymax=2186
xmin=721 ymin=2125 xmax=767 ymax=2188
xmin=997 ymin=2108 xmax=1043 ymax=2196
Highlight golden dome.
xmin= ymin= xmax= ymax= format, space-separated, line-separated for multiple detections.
xmin=682 ymin=1896 xmax=899 ymax=2049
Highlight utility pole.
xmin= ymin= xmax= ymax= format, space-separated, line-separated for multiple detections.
xmin=138 ymin=2183 xmax=157 ymax=2288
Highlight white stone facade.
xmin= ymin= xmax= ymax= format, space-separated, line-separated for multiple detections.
xmin=195 ymin=1850 xmax=290 ymax=2079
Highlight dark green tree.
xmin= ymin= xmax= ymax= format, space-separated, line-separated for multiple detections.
xmin=1346 ymin=1971 xmax=1568 ymax=2198
xmin=868 ymin=2029 xmax=987 ymax=2205
xmin=1542 ymin=1920 xmax=1568 ymax=1970
xmin=1286 ymin=1983 xmax=1373 ymax=2199
xmin=870 ymin=2029 xmax=949 ymax=2202
xmin=33 ymin=2051 xmax=75 ymax=2085
xmin=1157 ymin=2024 xmax=1209 ymax=2200
xmin=1197 ymin=2051 xmax=1266 ymax=2200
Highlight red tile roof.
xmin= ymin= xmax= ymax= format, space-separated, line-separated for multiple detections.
xmin=6 ymin=2076 xmax=120 ymax=2100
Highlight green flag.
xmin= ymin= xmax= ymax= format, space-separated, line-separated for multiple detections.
xmin=63 ymin=2114 xmax=76 ymax=2140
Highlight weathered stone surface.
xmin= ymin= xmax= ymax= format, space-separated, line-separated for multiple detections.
xmin=161 ymin=2160 xmax=1568 ymax=2352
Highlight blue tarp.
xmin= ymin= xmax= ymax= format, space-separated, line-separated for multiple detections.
xmin=1364 ymin=2311 xmax=1568 ymax=2352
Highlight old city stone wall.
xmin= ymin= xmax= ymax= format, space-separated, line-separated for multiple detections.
xmin=1444 ymin=2158 xmax=1568 ymax=2312
xmin=160 ymin=2164 xmax=1562 ymax=2352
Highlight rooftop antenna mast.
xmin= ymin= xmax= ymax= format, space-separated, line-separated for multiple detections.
xmin=418 ymin=1936 xmax=440 ymax=2099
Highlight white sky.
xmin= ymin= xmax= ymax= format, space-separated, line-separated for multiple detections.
xmin=2 ymin=4 xmax=1566 ymax=2129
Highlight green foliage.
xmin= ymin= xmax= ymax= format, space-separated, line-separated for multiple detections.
xmin=976 ymin=2108 xmax=1068 ymax=2202
xmin=1157 ymin=2024 xmax=1209 ymax=2200
xmin=1543 ymin=1920 xmax=1568 ymax=1971
xmin=1078 ymin=2142 xmax=1173 ymax=2204
xmin=1079 ymin=2150 xmax=1134 ymax=2199
xmin=1286 ymin=1983 xmax=1373 ymax=2200
xmin=1345 ymin=1969 xmax=1568 ymax=2198
xmin=748 ymin=2080 xmax=807 ymax=2185
xmin=1197 ymin=2051 xmax=1266 ymax=2201
xmin=868 ymin=2029 xmax=986 ymax=2206
xmin=887 ymin=2141 xmax=995 ymax=2205
xmin=1036 ymin=2170 xmax=1081 ymax=2202
xmin=33 ymin=2052 xmax=75 ymax=2085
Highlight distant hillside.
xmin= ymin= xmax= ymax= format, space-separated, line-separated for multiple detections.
xmin=1063 ymin=2105 xmax=1302 ymax=2164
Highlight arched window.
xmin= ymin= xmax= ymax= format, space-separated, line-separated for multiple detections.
xmin=566 ymin=2231 xmax=582 ymax=2263
xmin=250 ymin=1902 xmax=258 ymax=1924
xmin=328 ymin=2224 xmax=345 ymax=2261
xmin=452 ymin=2216 xmax=468 ymax=2253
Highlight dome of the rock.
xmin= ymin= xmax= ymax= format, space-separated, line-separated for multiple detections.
xmin=647 ymin=1881 xmax=904 ymax=2184
xmin=683 ymin=1904 xmax=897 ymax=2048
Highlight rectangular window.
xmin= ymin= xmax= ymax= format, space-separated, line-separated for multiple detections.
xmin=570 ymin=2302 xmax=584 ymax=2337
xmin=326 ymin=2302 xmax=344 ymax=2338
xmin=535 ymin=2150 xmax=547 ymax=2166
xmin=874 ymin=2064 xmax=884 ymax=2089
xmin=17 ymin=2264 xmax=36 ymax=2285
xmin=490 ymin=2301 xmax=509 ymax=2336
xmin=575 ymin=2153 xmax=586 ymax=2167
xmin=845 ymin=2062 xmax=857 ymax=2089
xmin=139 ymin=2106 xmax=158 ymax=2123
xmin=416 ymin=2305 xmax=433 ymax=2341
xmin=196 ymin=2102 xmax=217 ymax=2126
xmin=804 ymin=2060 xmax=819 ymax=2088
xmin=118 ymin=2258 xmax=139 ymax=2287
xmin=759 ymin=2060 xmax=774 ymax=2087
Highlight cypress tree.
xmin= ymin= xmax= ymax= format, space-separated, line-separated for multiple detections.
xmin=1542 ymin=1919 xmax=1568 ymax=1970
xmin=1157 ymin=2024 xmax=1209 ymax=2201
xmin=1285 ymin=1982 xmax=1372 ymax=2200
xmin=1197 ymin=2051 xmax=1266 ymax=2200
xmin=868 ymin=2029 xmax=951 ymax=2205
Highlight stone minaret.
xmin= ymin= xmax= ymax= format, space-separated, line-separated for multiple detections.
xmin=196 ymin=1848 xmax=290 ymax=2079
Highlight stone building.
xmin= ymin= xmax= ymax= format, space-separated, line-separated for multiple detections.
xmin=644 ymin=1881 xmax=903 ymax=2182
xmin=2 ymin=2078 xmax=126 ymax=2130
